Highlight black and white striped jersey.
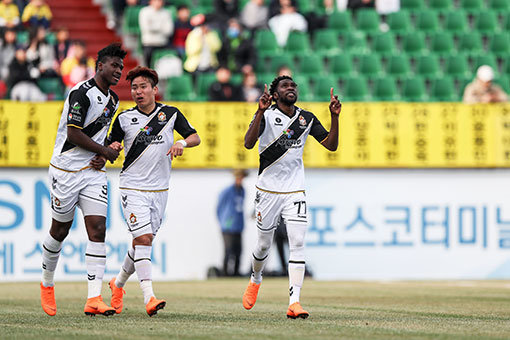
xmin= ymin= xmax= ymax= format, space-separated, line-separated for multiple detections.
xmin=255 ymin=105 xmax=328 ymax=193
xmin=50 ymin=78 xmax=119 ymax=171
xmin=107 ymin=103 xmax=197 ymax=191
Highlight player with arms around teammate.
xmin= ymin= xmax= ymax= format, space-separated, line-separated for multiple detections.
xmin=242 ymin=76 xmax=341 ymax=319
xmin=107 ymin=66 xmax=200 ymax=316
xmin=40 ymin=43 xmax=127 ymax=316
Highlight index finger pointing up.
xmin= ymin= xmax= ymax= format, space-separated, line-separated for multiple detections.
xmin=330 ymin=87 xmax=334 ymax=100
xmin=264 ymin=84 xmax=268 ymax=94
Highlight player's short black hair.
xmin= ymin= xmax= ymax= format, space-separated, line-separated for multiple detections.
xmin=269 ymin=75 xmax=294 ymax=97
xmin=126 ymin=66 xmax=159 ymax=87
xmin=96 ymin=42 xmax=127 ymax=70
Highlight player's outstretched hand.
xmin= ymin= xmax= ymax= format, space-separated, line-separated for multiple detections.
xmin=329 ymin=87 xmax=341 ymax=116
xmin=102 ymin=146 xmax=119 ymax=163
xmin=109 ymin=141 xmax=123 ymax=152
xmin=166 ymin=142 xmax=184 ymax=160
xmin=258 ymin=84 xmax=272 ymax=111
xmin=89 ymin=155 xmax=106 ymax=170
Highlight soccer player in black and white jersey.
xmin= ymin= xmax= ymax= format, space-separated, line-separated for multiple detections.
xmin=107 ymin=66 xmax=200 ymax=316
xmin=40 ymin=43 xmax=127 ymax=316
xmin=242 ymin=76 xmax=341 ymax=319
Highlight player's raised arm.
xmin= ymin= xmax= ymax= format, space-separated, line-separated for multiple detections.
xmin=244 ymin=84 xmax=271 ymax=149
xmin=320 ymin=87 xmax=341 ymax=151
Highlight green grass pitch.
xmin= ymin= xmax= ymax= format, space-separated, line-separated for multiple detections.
xmin=1 ymin=279 xmax=510 ymax=339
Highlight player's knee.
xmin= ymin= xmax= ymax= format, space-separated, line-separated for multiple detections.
xmin=50 ymin=219 xmax=72 ymax=241
xmin=133 ymin=234 xmax=153 ymax=247
xmin=87 ymin=223 xmax=106 ymax=242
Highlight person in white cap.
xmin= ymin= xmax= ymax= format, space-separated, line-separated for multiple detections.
xmin=463 ymin=65 xmax=508 ymax=103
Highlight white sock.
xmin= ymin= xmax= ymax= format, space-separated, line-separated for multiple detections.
xmin=134 ymin=245 xmax=154 ymax=304
xmin=85 ymin=241 xmax=106 ymax=299
xmin=288 ymin=261 xmax=305 ymax=305
xmin=251 ymin=229 xmax=274 ymax=284
xmin=41 ymin=234 xmax=62 ymax=287
xmin=115 ymin=247 xmax=135 ymax=288
xmin=251 ymin=253 xmax=269 ymax=284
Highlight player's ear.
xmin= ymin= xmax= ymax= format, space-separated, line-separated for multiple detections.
xmin=153 ymin=85 xmax=158 ymax=96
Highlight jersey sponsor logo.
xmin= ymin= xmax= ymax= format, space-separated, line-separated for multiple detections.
xmin=278 ymin=129 xmax=302 ymax=149
xmin=71 ymin=102 xmax=81 ymax=111
xmin=298 ymin=115 xmax=307 ymax=129
xmin=275 ymin=117 xmax=283 ymax=126
xmin=51 ymin=177 xmax=57 ymax=190
xmin=121 ymin=195 xmax=128 ymax=208
xmin=103 ymin=107 xmax=110 ymax=117
xmin=135 ymin=126 xmax=164 ymax=145
xmin=97 ymin=96 xmax=103 ymax=104
xmin=131 ymin=117 xmax=139 ymax=125
xmin=129 ymin=213 xmax=137 ymax=224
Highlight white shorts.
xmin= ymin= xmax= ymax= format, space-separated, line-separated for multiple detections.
xmin=254 ymin=189 xmax=308 ymax=231
xmin=49 ymin=166 xmax=108 ymax=222
xmin=120 ymin=189 xmax=168 ymax=239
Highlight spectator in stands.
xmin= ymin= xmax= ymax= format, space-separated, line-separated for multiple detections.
xmin=184 ymin=14 xmax=222 ymax=73
xmin=26 ymin=26 xmax=58 ymax=78
xmin=218 ymin=18 xmax=257 ymax=74
xmin=241 ymin=70 xmax=262 ymax=102
xmin=347 ymin=0 xmax=374 ymax=10
xmin=375 ymin=0 xmax=399 ymax=15
xmin=171 ymin=5 xmax=192 ymax=59
xmin=53 ymin=27 xmax=70 ymax=65
xmin=240 ymin=0 xmax=268 ymax=33
xmin=60 ymin=40 xmax=95 ymax=89
xmin=208 ymin=66 xmax=243 ymax=101
xmin=463 ymin=65 xmax=508 ymax=104
xmin=21 ymin=0 xmax=52 ymax=29
xmin=277 ymin=65 xmax=292 ymax=77
xmin=0 ymin=28 xmax=18 ymax=80
xmin=323 ymin=0 xmax=348 ymax=14
xmin=268 ymin=0 xmax=307 ymax=47
xmin=268 ymin=0 xmax=297 ymax=18
xmin=7 ymin=46 xmax=46 ymax=101
xmin=0 ymin=0 xmax=21 ymax=30
xmin=139 ymin=0 xmax=173 ymax=67
xmin=212 ymin=0 xmax=239 ymax=30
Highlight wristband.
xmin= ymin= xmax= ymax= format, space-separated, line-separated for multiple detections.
xmin=176 ymin=140 xmax=187 ymax=148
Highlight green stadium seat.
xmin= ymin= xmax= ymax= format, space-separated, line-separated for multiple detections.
xmin=429 ymin=31 xmax=454 ymax=56
xmin=386 ymin=54 xmax=411 ymax=80
xmin=37 ymin=78 xmax=65 ymax=100
xmin=387 ymin=10 xmax=411 ymax=35
xmin=415 ymin=54 xmax=440 ymax=79
xmin=372 ymin=32 xmax=396 ymax=57
xmin=296 ymin=54 xmax=324 ymax=76
xmin=457 ymin=31 xmax=483 ymax=54
xmin=329 ymin=53 xmax=354 ymax=77
xmin=195 ymin=72 xmax=217 ymax=101
xmin=150 ymin=49 xmax=177 ymax=69
xmin=401 ymin=31 xmax=426 ymax=56
xmin=443 ymin=10 xmax=468 ymax=33
xmin=460 ymin=0 xmax=485 ymax=13
xmin=340 ymin=31 xmax=368 ymax=54
xmin=400 ymin=0 xmax=424 ymax=10
xmin=16 ymin=30 xmax=29 ymax=45
xmin=285 ymin=32 xmax=311 ymax=55
xmin=415 ymin=9 xmax=440 ymax=33
xmin=488 ymin=0 xmax=510 ymax=13
xmin=327 ymin=11 xmax=353 ymax=33
xmin=358 ymin=53 xmax=382 ymax=78
xmin=488 ymin=32 xmax=510 ymax=57
xmin=444 ymin=54 xmax=471 ymax=80
xmin=495 ymin=75 xmax=510 ymax=93
xmin=312 ymin=75 xmax=339 ymax=102
xmin=198 ymin=0 xmax=214 ymax=11
xmin=430 ymin=76 xmax=457 ymax=102
xmin=355 ymin=9 xmax=380 ymax=33
xmin=166 ymin=74 xmax=195 ymax=101
xmin=268 ymin=54 xmax=294 ymax=73
xmin=296 ymin=0 xmax=315 ymax=14
xmin=474 ymin=10 xmax=499 ymax=34
xmin=172 ymin=0 xmax=192 ymax=6
xmin=45 ymin=32 xmax=56 ymax=45
xmin=255 ymin=30 xmax=280 ymax=58
xmin=428 ymin=0 xmax=453 ymax=11
xmin=123 ymin=6 xmax=142 ymax=35
xmin=502 ymin=12 xmax=510 ymax=31
xmin=470 ymin=53 xmax=498 ymax=71
xmin=293 ymin=74 xmax=313 ymax=101
xmin=401 ymin=77 xmax=427 ymax=102
xmin=314 ymin=29 xmax=341 ymax=57
xmin=502 ymin=56 xmax=510 ymax=75
xmin=343 ymin=76 xmax=369 ymax=101
xmin=372 ymin=76 xmax=398 ymax=101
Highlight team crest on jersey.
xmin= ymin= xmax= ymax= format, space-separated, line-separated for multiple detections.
xmin=53 ymin=197 xmax=61 ymax=207
xmin=129 ymin=213 xmax=137 ymax=224
xmin=298 ymin=115 xmax=307 ymax=128
xmin=158 ymin=112 xmax=166 ymax=122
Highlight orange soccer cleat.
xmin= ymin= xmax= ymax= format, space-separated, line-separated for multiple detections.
xmin=40 ymin=283 xmax=57 ymax=316
xmin=242 ymin=281 xmax=261 ymax=310
xmin=145 ymin=296 xmax=166 ymax=317
xmin=109 ymin=277 xmax=126 ymax=314
xmin=286 ymin=302 xmax=309 ymax=319
xmin=84 ymin=296 xmax=116 ymax=316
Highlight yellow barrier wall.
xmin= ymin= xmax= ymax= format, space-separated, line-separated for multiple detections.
xmin=1 ymin=101 xmax=510 ymax=168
